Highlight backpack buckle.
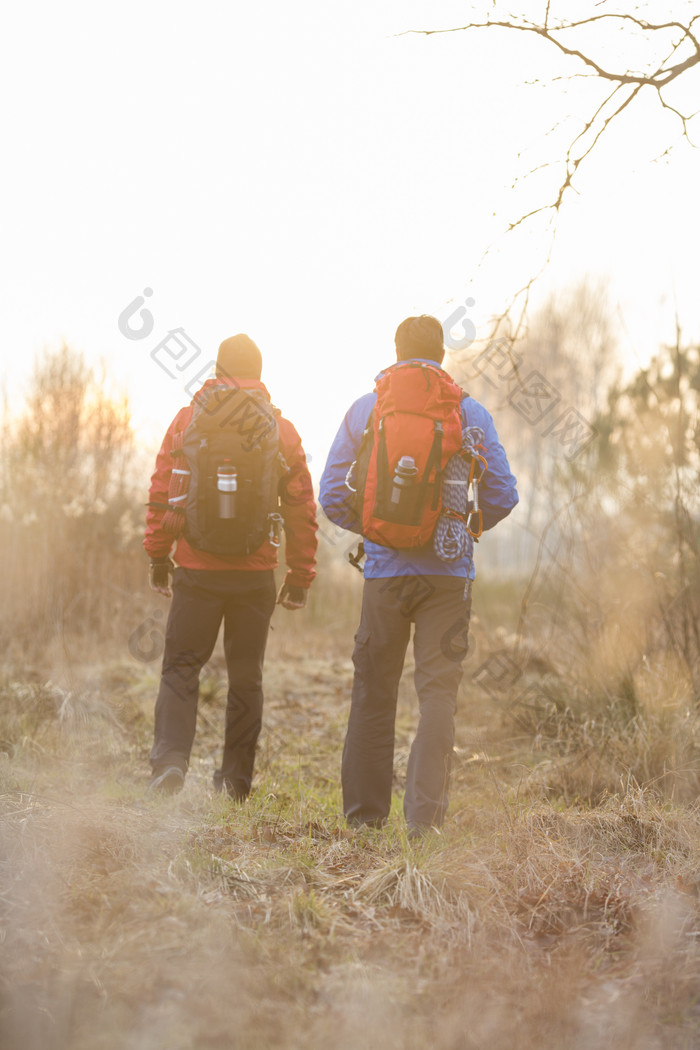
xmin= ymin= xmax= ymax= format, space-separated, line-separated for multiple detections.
xmin=348 ymin=541 xmax=365 ymax=573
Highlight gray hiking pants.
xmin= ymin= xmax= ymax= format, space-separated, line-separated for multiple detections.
xmin=342 ymin=575 xmax=472 ymax=829
xmin=150 ymin=567 xmax=276 ymax=796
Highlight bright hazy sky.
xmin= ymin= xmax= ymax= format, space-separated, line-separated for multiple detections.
xmin=2 ymin=0 xmax=698 ymax=470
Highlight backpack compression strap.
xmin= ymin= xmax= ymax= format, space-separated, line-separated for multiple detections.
xmin=161 ymin=430 xmax=190 ymax=536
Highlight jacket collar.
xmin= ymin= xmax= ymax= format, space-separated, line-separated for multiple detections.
xmin=374 ymin=358 xmax=447 ymax=382
xmin=192 ymin=375 xmax=271 ymax=404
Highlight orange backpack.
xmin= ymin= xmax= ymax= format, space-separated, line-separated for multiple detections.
xmin=347 ymin=362 xmax=465 ymax=550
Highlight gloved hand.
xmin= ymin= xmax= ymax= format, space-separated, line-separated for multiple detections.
xmin=276 ymin=582 xmax=307 ymax=610
xmin=149 ymin=557 xmax=174 ymax=597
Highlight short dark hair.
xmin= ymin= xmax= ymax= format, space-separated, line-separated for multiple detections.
xmin=394 ymin=315 xmax=444 ymax=363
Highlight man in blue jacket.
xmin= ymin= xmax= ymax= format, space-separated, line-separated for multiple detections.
xmin=319 ymin=315 xmax=518 ymax=836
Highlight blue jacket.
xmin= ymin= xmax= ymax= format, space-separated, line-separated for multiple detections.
xmin=319 ymin=359 xmax=518 ymax=579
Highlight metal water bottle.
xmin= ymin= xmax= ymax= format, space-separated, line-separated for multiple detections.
xmin=390 ymin=455 xmax=418 ymax=506
xmin=216 ymin=464 xmax=237 ymax=518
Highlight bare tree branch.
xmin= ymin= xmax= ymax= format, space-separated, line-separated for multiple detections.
xmin=404 ymin=13 xmax=700 ymax=84
xmin=404 ymin=7 xmax=699 ymax=334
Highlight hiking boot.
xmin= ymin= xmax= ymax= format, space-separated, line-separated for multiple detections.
xmin=407 ymin=823 xmax=441 ymax=842
xmin=213 ymin=774 xmax=249 ymax=802
xmin=346 ymin=816 xmax=386 ymax=830
xmin=149 ymin=766 xmax=185 ymax=795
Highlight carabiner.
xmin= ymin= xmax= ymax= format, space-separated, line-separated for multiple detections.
xmin=466 ymin=507 xmax=483 ymax=539
xmin=268 ymin=512 xmax=284 ymax=548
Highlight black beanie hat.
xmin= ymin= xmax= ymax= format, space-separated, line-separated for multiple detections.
xmin=216 ymin=334 xmax=263 ymax=379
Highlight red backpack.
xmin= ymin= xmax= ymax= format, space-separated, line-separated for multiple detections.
xmin=347 ymin=361 xmax=465 ymax=550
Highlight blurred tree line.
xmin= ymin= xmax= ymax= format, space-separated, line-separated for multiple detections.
xmin=0 ymin=345 xmax=145 ymax=661
xmin=451 ymin=280 xmax=700 ymax=724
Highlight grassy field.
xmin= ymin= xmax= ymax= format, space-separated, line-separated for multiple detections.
xmin=3 ymin=592 xmax=700 ymax=1050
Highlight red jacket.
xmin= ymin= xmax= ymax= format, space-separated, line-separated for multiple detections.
xmin=144 ymin=377 xmax=317 ymax=588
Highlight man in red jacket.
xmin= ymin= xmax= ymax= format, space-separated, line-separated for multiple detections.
xmin=144 ymin=334 xmax=318 ymax=797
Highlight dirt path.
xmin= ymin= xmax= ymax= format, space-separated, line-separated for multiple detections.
xmin=2 ymin=655 xmax=700 ymax=1049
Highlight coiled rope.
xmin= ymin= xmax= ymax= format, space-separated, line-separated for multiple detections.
xmin=434 ymin=426 xmax=486 ymax=562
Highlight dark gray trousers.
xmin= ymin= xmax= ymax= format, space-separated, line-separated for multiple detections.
xmin=150 ymin=567 xmax=276 ymax=795
xmin=342 ymin=575 xmax=472 ymax=829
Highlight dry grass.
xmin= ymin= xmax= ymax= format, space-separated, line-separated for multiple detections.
xmin=3 ymin=620 xmax=700 ymax=1050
